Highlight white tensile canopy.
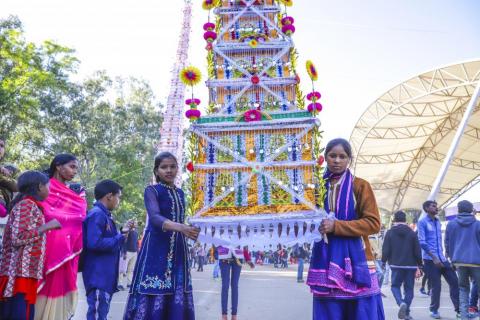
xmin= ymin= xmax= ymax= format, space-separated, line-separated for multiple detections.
xmin=350 ymin=60 xmax=480 ymax=213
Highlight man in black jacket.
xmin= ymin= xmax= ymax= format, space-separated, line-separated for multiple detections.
xmin=382 ymin=211 xmax=423 ymax=320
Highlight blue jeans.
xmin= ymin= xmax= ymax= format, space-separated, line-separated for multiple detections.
xmin=470 ymin=280 xmax=478 ymax=308
xmin=87 ymin=289 xmax=112 ymax=320
xmin=374 ymin=260 xmax=384 ymax=287
xmin=390 ymin=268 xmax=416 ymax=315
xmin=298 ymin=258 xmax=305 ymax=281
xmin=213 ymin=260 xmax=220 ymax=278
xmin=457 ymin=266 xmax=480 ymax=318
xmin=424 ymin=260 xmax=459 ymax=313
xmin=220 ymin=260 xmax=242 ymax=315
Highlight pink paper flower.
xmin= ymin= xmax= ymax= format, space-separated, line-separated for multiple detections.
xmin=251 ymin=75 xmax=260 ymax=84
xmin=281 ymin=16 xmax=294 ymax=26
xmin=281 ymin=24 xmax=296 ymax=36
xmin=244 ymin=109 xmax=262 ymax=122
xmin=204 ymin=31 xmax=217 ymax=43
xmin=203 ymin=22 xmax=215 ymax=31
xmin=307 ymin=102 xmax=323 ymax=113
xmin=185 ymin=109 xmax=201 ymax=120
xmin=185 ymin=98 xmax=201 ymax=106
xmin=306 ymin=91 xmax=321 ymax=101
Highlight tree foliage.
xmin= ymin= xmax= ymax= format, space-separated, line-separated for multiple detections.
xmin=1 ymin=16 xmax=163 ymax=224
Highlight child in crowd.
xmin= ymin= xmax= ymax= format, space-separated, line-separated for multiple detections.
xmin=0 ymin=137 xmax=18 ymax=217
xmin=0 ymin=171 xmax=61 ymax=320
xmin=82 ymin=179 xmax=133 ymax=320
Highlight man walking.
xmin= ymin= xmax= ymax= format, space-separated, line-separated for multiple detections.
xmin=382 ymin=211 xmax=423 ymax=319
xmin=295 ymin=243 xmax=307 ymax=283
xmin=119 ymin=223 xmax=138 ymax=289
xmin=445 ymin=200 xmax=480 ymax=320
xmin=418 ymin=200 xmax=460 ymax=319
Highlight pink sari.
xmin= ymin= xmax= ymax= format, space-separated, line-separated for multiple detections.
xmin=35 ymin=177 xmax=87 ymax=320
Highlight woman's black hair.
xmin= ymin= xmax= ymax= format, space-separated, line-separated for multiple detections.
xmin=324 ymin=138 xmax=353 ymax=159
xmin=153 ymin=152 xmax=178 ymax=183
xmin=46 ymin=153 xmax=77 ymax=178
xmin=9 ymin=170 xmax=49 ymax=211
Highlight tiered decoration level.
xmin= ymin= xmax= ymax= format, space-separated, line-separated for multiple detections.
xmin=188 ymin=0 xmax=327 ymax=247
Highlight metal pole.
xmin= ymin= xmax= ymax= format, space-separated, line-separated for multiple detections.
xmin=428 ymin=80 xmax=480 ymax=201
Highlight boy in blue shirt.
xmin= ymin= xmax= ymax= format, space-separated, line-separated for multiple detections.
xmin=82 ymin=179 xmax=133 ymax=320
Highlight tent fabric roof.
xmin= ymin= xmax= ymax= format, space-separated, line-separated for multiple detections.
xmin=350 ymin=60 xmax=480 ymax=212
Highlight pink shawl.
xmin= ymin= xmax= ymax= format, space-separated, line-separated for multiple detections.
xmin=38 ymin=177 xmax=87 ymax=295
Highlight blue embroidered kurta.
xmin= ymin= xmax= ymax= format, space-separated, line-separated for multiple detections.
xmin=123 ymin=183 xmax=194 ymax=320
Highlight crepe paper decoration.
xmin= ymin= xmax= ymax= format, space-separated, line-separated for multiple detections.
xmin=306 ymin=60 xmax=318 ymax=81
xmin=306 ymin=91 xmax=321 ymax=101
xmin=185 ymin=98 xmax=201 ymax=106
xmin=180 ymin=66 xmax=202 ymax=86
xmin=317 ymin=155 xmax=325 ymax=166
xmin=202 ymin=0 xmax=218 ymax=10
xmin=281 ymin=24 xmax=295 ymax=36
xmin=281 ymin=16 xmax=294 ymax=26
xmin=203 ymin=22 xmax=216 ymax=31
xmin=204 ymin=31 xmax=217 ymax=43
xmin=307 ymin=102 xmax=323 ymax=113
xmin=186 ymin=161 xmax=195 ymax=172
xmin=186 ymin=109 xmax=201 ymax=121
xmin=244 ymin=109 xmax=262 ymax=122
xmin=279 ymin=0 xmax=293 ymax=7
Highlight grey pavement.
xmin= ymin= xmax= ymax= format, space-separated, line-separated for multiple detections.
xmin=75 ymin=264 xmax=459 ymax=320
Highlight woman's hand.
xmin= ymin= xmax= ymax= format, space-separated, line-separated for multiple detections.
xmin=39 ymin=219 xmax=62 ymax=234
xmin=319 ymin=219 xmax=335 ymax=234
xmin=180 ymin=224 xmax=200 ymax=241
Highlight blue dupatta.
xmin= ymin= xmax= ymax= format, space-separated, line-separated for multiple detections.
xmin=307 ymin=169 xmax=374 ymax=298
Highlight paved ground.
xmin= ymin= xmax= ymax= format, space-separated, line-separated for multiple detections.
xmin=75 ymin=264 xmax=459 ymax=320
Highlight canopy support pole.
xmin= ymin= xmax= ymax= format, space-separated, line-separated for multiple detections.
xmin=428 ymin=80 xmax=480 ymax=202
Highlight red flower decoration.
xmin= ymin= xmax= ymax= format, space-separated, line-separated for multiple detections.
xmin=251 ymin=75 xmax=260 ymax=84
xmin=244 ymin=109 xmax=262 ymax=122
xmin=205 ymin=43 xmax=213 ymax=51
xmin=186 ymin=162 xmax=195 ymax=172
xmin=317 ymin=156 xmax=325 ymax=166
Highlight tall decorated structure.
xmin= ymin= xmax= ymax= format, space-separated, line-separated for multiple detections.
xmin=157 ymin=0 xmax=193 ymax=180
xmin=187 ymin=0 xmax=327 ymax=247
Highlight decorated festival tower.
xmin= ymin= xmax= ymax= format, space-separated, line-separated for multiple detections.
xmin=186 ymin=0 xmax=327 ymax=247
xmin=157 ymin=0 xmax=193 ymax=180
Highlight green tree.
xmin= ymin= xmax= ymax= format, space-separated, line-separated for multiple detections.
xmin=1 ymin=16 xmax=164 ymax=225
xmin=0 ymin=16 xmax=78 ymax=141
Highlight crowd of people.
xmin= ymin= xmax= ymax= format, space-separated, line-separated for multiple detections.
xmin=0 ymin=135 xmax=478 ymax=320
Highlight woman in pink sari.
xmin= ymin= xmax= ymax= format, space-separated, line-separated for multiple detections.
xmin=35 ymin=154 xmax=87 ymax=320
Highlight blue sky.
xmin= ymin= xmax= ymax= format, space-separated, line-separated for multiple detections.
xmin=1 ymin=0 xmax=479 ymax=205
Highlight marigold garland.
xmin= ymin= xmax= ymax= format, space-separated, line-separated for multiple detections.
xmin=306 ymin=60 xmax=318 ymax=81
xmin=180 ymin=66 xmax=202 ymax=86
